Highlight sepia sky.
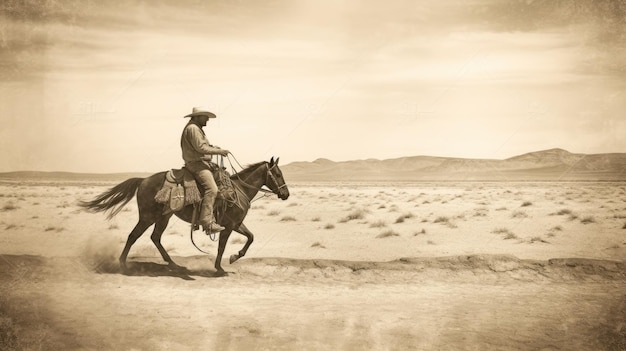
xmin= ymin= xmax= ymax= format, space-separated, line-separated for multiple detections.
xmin=1 ymin=0 xmax=625 ymax=173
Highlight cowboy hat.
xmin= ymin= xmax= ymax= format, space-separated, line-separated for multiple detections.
xmin=184 ymin=107 xmax=217 ymax=118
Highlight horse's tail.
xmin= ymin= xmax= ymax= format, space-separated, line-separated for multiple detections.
xmin=79 ymin=178 xmax=144 ymax=220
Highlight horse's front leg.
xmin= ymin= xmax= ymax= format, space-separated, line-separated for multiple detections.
xmin=214 ymin=229 xmax=232 ymax=277
xmin=230 ymin=223 xmax=254 ymax=264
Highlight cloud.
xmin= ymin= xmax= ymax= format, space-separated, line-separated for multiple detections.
xmin=1 ymin=0 xmax=625 ymax=171
xmin=465 ymin=0 xmax=626 ymax=77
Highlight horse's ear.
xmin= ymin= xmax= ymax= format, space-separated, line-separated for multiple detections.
xmin=270 ymin=157 xmax=275 ymax=166
xmin=275 ymin=157 xmax=280 ymax=165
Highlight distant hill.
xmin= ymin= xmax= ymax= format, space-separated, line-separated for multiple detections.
xmin=1 ymin=149 xmax=624 ymax=183
xmin=281 ymin=149 xmax=626 ymax=181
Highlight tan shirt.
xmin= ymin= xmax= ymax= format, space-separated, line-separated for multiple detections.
xmin=180 ymin=121 xmax=221 ymax=163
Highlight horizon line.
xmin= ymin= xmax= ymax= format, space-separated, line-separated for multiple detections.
xmin=2 ymin=147 xmax=626 ymax=174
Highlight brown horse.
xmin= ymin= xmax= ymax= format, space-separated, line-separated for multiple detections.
xmin=80 ymin=157 xmax=289 ymax=276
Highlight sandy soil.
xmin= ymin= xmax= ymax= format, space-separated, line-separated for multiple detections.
xmin=1 ymin=180 xmax=625 ymax=350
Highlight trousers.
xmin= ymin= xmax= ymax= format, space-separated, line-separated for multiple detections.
xmin=185 ymin=161 xmax=218 ymax=226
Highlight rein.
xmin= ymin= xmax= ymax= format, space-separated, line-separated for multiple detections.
xmin=189 ymin=154 xmax=286 ymax=254
xmin=190 ymin=227 xmax=214 ymax=253
xmin=226 ymin=154 xmax=284 ymax=200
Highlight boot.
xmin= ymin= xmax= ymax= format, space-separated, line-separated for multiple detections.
xmin=199 ymin=195 xmax=225 ymax=234
xmin=204 ymin=222 xmax=225 ymax=234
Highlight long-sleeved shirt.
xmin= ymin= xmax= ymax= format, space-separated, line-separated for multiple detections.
xmin=180 ymin=121 xmax=222 ymax=163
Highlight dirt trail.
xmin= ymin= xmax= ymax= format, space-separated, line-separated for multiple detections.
xmin=1 ymin=254 xmax=625 ymax=350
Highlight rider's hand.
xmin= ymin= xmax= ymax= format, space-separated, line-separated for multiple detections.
xmin=219 ymin=149 xmax=230 ymax=156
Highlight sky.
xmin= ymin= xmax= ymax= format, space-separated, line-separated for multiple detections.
xmin=1 ymin=0 xmax=625 ymax=173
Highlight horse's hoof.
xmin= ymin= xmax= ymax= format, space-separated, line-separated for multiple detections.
xmin=229 ymin=254 xmax=240 ymax=264
xmin=214 ymin=270 xmax=228 ymax=277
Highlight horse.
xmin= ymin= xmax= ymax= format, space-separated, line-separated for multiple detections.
xmin=80 ymin=157 xmax=289 ymax=276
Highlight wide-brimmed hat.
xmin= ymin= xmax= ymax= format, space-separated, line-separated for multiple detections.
xmin=184 ymin=107 xmax=217 ymax=118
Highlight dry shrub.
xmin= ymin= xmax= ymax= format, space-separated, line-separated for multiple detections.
xmin=414 ymin=229 xmax=426 ymax=236
xmin=280 ymin=216 xmax=297 ymax=222
xmin=511 ymin=210 xmax=528 ymax=219
xmin=369 ymin=220 xmax=386 ymax=228
xmin=339 ymin=209 xmax=367 ymax=223
xmin=434 ymin=216 xmax=450 ymax=224
xmin=324 ymin=224 xmax=335 ymax=230
xmin=580 ymin=216 xmax=596 ymax=224
xmin=434 ymin=216 xmax=457 ymax=228
xmin=1 ymin=202 xmax=18 ymax=211
xmin=311 ymin=217 xmax=321 ymax=222
xmin=521 ymin=201 xmax=532 ymax=207
xmin=395 ymin=213 xmax=414 ymax=223
xmin=504 ymin=232 xmax=518 ymax=240
xmin=555 ymin=209 xmax=572 ymax=215
xmin=473 ymin=207 xmax=489 ymax=217
xmin=376 ymin=230 xmax=400 ymax=239
xmin=311 ymin=242 xmax=326 ymax=248
xmin=493 ymin=227 xmax=517 ymax=239
xmin=267 ymin=210 xmax=280 ymax=216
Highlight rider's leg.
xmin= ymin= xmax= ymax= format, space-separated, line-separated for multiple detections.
xmin=195 ymin=169 xmax=224 ymax=233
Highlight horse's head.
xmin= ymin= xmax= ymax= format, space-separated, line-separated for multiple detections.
xmin=266 ymin=157 xmax=289 ymax=200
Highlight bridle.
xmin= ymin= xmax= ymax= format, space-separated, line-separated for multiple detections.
xmin=266 ymin=163 xmax=288 ymax=194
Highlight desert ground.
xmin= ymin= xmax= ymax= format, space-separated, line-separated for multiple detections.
xmin=1 ymin=179 xmax=625 ymax=350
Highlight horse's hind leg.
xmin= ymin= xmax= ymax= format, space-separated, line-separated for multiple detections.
xmin=120 ymin=219 xmax=152 ymax=271
xmin=214 ymin=229 xmax=233 ymax=276
xmin=230 ymin=223 xmax=254 ymax=264
xmin=150 ymin=215 xmax=184 ymax=271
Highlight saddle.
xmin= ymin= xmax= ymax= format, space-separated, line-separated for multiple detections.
xmin=154 ymin=165 xmax=239 ymax=217
xmin=154 ymin=168 xmax=202 ymax=213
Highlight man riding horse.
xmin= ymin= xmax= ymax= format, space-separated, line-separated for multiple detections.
xmin=181 ymin=107 xmax=229 ymax=235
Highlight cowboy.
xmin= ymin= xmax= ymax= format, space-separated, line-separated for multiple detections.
xmin=181 ymin=107 xmax=229 ymax=234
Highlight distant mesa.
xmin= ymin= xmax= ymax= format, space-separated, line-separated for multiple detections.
xmin=313 ymin=158 xmax=335 ymax=164
xmin=1 ymin=148 xmax=624 ymax=182
xmin=281 ymin=148 xmax=626 ymax=181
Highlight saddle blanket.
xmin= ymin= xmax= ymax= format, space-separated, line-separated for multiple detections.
xmin=154 ymin=167 xmax=240 ymax=214
xmin=154 ymin=168 xmax=202 ymax=212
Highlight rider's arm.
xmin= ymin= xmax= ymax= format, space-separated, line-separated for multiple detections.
xmin=186 ymin=125 xmax=223 ymax=155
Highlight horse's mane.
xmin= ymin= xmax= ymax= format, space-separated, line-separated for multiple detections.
xmin=231 ymin=161 xmax=268 ymax=179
